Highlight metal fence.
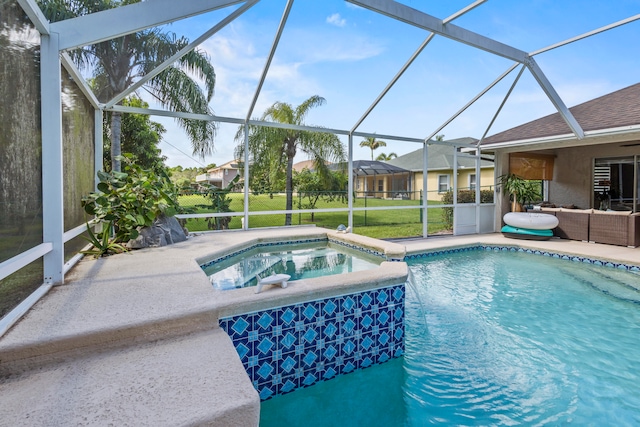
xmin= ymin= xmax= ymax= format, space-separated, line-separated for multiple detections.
xmin=176 ymin=190 xmax=462 ymax=237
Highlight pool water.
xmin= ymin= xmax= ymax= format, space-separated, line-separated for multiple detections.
xmin=260 ymin=250 xmax=640 ymax=426
xmin=203 ymin=242 xmax=381 ymax=290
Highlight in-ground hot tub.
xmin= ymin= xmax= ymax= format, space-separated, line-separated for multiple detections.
xmin=200 ymin=239 xmax=384 ymax=290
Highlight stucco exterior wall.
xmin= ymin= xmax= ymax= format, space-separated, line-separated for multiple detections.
xmin=494 ymin=142 xmax=640 ymax=219
xmin=411 ymin=168 xmax=495 ymax=201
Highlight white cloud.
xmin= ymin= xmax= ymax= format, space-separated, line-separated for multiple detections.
xmin=326 ymin=13 xmax=346 ymax=27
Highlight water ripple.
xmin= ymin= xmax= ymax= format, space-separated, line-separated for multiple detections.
xmin=405 ymin=251 xmax=640 ymax=426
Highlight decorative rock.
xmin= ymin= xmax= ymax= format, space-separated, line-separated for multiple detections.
xmin=127 ymin=215 xmax=188 ymax=249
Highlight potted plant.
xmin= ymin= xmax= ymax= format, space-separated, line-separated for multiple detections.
xmin=497 ymin=173 xmax=538 ymax=212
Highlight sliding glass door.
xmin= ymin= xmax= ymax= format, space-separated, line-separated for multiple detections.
xmin=593 ymin=156 xmax=639 ymax=212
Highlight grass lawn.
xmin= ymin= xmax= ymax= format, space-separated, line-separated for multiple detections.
xmin=178 ymin=193 xmax=451 ymax=239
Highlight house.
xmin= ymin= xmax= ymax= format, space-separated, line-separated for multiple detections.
xmin=195 ymin=159 xmax=241 ymax=189
xmin=349 ymin=160 xmax=411 ymax=199
xmin=387 ymin=138 xmax=495 ymax=201
xmin=481 ymin=82 xmax=640 ymax=217
xmin=292 ymin=159 xmax=317 ymax=172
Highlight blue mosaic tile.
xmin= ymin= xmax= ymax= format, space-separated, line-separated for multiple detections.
xmin=257 ymin=312 xmax=274 ymax=330
xmin=231 ymin=317 xmax=250 ymax=336
xmin=219 ymin=283 xmax=406 ymax=401
xmin=406 ymin=244 xmax=640 ymax=273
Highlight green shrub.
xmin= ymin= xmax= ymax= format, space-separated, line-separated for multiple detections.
xmin=81 ymin=155 xmax=182 ymax=242
xmin=194 ymin=176 xmax=240 ymax=230
xmin=441 ymin=189 xmax=494 ymax=228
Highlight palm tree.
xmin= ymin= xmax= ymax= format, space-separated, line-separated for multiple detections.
xmin=38 ymin=0 xmax=216 ymax=172
xmin=360 ymin=136 xmax=386 ymax=160
xmin=376 ymin=152 xmax=397 ymax=161
xmin=235 ymin=95 xmax=346 ymax=226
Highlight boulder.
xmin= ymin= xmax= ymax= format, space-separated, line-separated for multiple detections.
xmin=127 ymin=215 xmax=188 ymax=249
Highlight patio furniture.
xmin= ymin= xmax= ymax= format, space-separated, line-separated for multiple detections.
xmin=540 ymin=208 xmax=591 ymax=241
xmin=555 ymin=209 xmax=591 ymax=241
xmin=589 ymin=210 xmax=640 ymax=247
xmin=538 ymin=207 xmax=640 ymax=247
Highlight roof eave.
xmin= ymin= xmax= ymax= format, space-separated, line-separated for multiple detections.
xmin=482 ymin=123 xmax=640 ymax=150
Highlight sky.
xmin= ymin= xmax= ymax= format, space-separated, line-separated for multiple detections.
xmin=134 ymin=0 xmax=640 ymax=169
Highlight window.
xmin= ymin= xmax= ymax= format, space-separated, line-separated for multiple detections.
xmin=438 ymin=175 xmax=449 ymax=193
xmin=224 ymin=169 xmax=228 ymax=176
xmin=593 ymin=156 xmax=638 ymax=211
xmin=378 ymin=179 xmax=383 ymax=192
xmin=469 ymin=174 xmax=476 ymax=190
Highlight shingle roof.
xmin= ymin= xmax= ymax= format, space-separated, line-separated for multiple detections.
xmin=482 ymin=82 xmax=640 ymax=145
xmin=331 ymin=160 xmax=409 ymax=176
xmin=386 ymin=138 xmax=492 ymax=171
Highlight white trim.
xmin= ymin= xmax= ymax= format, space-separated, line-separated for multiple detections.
xmin=469 ymin=173 xmax=477 ymax=190
xmin=246 ymin=0 xmax=293 ymax=121
xmin=531 ymin=14 xmax=640 ymax=56
xmin=61 ymin=54 xmax=101 ymax=109
xmin=16 ymin=0 xmax=49 ymax=35
xmin=526 ymin=57 xmax=584 ymax=139
xmin=106 ymin=0 xmax=258 ymax=109
xmin=347 ymin=0 xmax=528 ymax=62
xmin=0 ymin=283 xmax=53 ymax=337
xmin=482 ymin=124 xmax=640 ymax=150
xmin=0 ymin=243 xmax=53 ymax=282
xmin=63 ymin=223 xmax=91 ymax=243
xmin=52 ymin=0 xmax=246 ymax=51
xmin=41 ymin=32 xmax=65 ymax=286
xmin=437 ymin=174 xmax=450 ymax=193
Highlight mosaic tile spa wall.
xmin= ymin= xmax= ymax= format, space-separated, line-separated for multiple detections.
xmin=220 ymin=284 xmax=405 ymax=401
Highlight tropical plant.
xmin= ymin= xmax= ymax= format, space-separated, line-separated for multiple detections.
xmin=376 ymin=152 xmax=397 ymax=161
xmin=497 ymin=173 xmax=540 ymax=211
xmin=235 ymin=95 xmax=346 ymax=225
xmin=80 ymin=220 xmax=127 ymax=258
xmin=360 ymin=136 xmax=386 ymax=160
xmin=103 ymin=95 xmax=166 ymax=173
xmin=195 ymin=175 xmax=240 ymax=230
xmin=38 ymin=0 xmax=217 ymax=172
xmin=81 ymin=155 xmax=182 ymax=242
xmin=294 ymin=169 xmax=348 ymax=221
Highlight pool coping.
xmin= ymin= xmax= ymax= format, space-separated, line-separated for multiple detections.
xmin=0 ymin=227 xmax=407 ymax=426
xmin=0 ymin=231 xmax=637 ymax=425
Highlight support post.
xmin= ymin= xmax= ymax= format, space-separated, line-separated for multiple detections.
xmin=348 ymin=133 xmax=354 ymax=231
xmin=422 ymin=142 xmax=428 ymax=238
xmin=476 ymin=147 xmax=481 ymax=234
xmin=453 ymin=147 xmax=458 ymax=235
xmin=95 ymin=109 xmax=103 ymax=190
xmin=41 ymin=33 xmax=64 ymax=285
xmin=243 ymin=123 xmax=250 ymax=230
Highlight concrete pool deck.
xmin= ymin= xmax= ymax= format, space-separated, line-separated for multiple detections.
xmin=0 ymin=228 xmax=638 ymax=426
xmin=0 ymin=227 xmax=407 ymax=426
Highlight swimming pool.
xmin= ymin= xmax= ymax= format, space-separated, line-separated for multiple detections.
xmin=260 ymin=249 xmax=640 ymax=426
xmin=202 ymin=241 xmax=382 ymax=290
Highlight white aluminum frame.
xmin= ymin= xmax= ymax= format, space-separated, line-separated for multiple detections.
xmin=4 ymin=0 xmax=640 ymax=333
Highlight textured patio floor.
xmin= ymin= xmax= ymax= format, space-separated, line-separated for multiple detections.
xmin=0 ymin=229 xmax=637 ymax=426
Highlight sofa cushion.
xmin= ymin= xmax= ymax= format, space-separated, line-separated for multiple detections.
xmin=592 ymin=209 xmax=632 ymax=216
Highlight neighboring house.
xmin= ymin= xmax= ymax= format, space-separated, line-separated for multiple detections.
xmin=481 ymin=82 xmax=640 ymax=216
xmin=387 ymin=138 xmax=495 ymax=201
xmin=195 ymin=159 xmax=241 ymax=188
xmin=350 ymin=160 xmax=411 ymax=199
xmin=292 ymin=159 xmax=317 ymax=172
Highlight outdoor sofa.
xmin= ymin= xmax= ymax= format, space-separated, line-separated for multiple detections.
xmin=539 ymin=207 xmax=640 ymax=247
